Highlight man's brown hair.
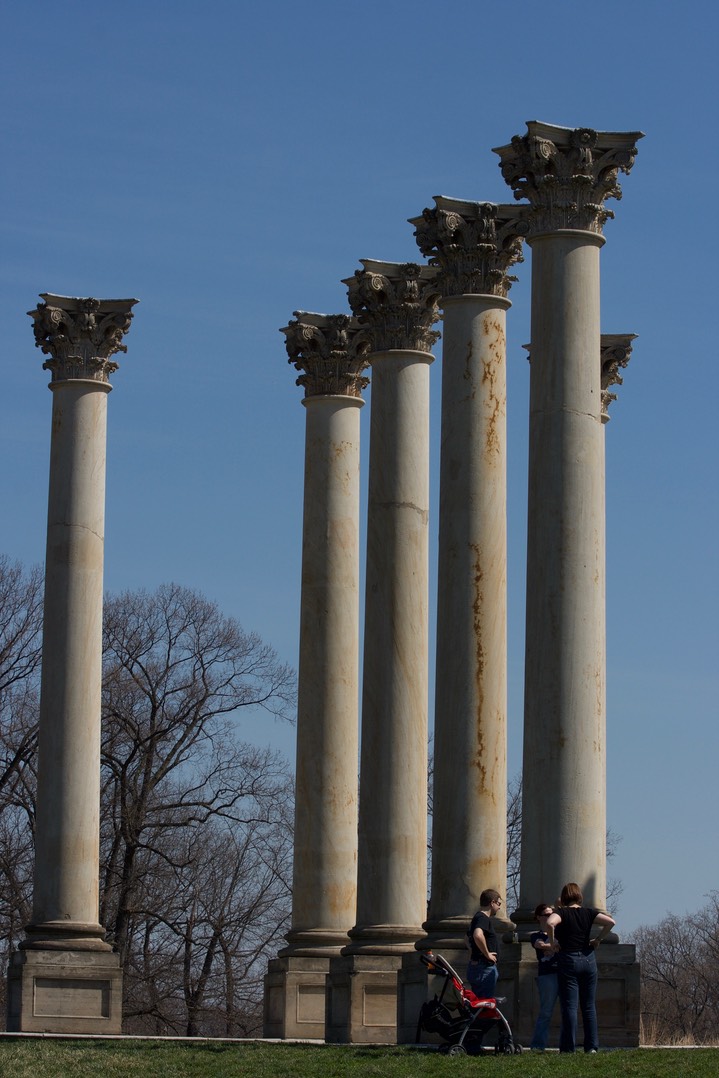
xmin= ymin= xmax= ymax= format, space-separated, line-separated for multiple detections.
xmin=480 ymin=889 xmax=501 ymax=907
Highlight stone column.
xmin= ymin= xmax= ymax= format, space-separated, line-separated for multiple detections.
xmin=496 ymin=334 xmax=639 ymax=1051
xmin=493 ymin=122 xmax=643 ymax=930
xmin=263 ymin=312 xmax=369 ymax=1040
xmin=349 ymin=261 xmax=439 ymax=949
xmin=8 ymin=293 xmax=137 ymax=1034
xmin=408 ymin=199 xmax=527 ymax=950
xmin=324 ymin=262 xmax=439 ymax=1044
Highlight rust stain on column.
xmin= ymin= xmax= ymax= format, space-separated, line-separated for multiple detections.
xmin=482 ymin=319 xmax=505 ymax=462
xmin=471 ymin=543 xmax=488 ymax=791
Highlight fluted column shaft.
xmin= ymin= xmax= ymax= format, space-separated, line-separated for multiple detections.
xmin=428 ymin=294 xmax=510 ymax=938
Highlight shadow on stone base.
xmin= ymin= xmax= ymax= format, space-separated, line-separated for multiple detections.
xmin=7 ymin=947 xmax=122 ymax=1034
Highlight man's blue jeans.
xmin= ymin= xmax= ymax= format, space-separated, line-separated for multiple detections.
xmin=530 ymin=972 xmax=559 ymax=1049
xmin=557 ymin=950 xmax=598 ymax=1052
xmin=467 ymin=960 xmax=498 ymax=999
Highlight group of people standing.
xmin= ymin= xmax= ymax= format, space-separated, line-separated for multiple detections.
xmin=467 ymin=883 xmax=616 ymax=1053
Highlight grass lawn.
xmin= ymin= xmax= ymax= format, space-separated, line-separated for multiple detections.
xmin=0 ymin=1041 xmax=717 ymax=1078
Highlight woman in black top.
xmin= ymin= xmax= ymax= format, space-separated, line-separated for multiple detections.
xmin=545 ymin=882 xmax=615 ymax=1053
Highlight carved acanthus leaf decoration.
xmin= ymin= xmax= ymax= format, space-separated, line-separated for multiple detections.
xmin=342 ymin=260 xmax=440 ymax=353
xmin=408 ymin=198 xmax=528 ymax=298
xmin=282 ymin=312 xmax=371 ymax=398
xmin=600 ymin=333 xmax=636 ymax=421
xmin=28 ymin=294 xmax=138 ymax=384
xmin=493 ymin=122 xmax=644 ymax=234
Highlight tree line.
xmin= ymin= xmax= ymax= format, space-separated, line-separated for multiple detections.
xmin=1 ymin=554 xmax=716 ymax=1041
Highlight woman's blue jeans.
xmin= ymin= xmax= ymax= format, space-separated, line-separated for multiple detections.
xmin=530 ymin=972 xmax=559 ymax=1049
xmin=557 ymin=949 xmax=598 ymax=1052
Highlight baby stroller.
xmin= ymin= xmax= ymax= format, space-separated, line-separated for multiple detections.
xmin=416 ymin=951 xmax=522 ymax=1056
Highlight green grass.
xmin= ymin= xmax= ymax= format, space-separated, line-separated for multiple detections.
xmin=0 ymin=1042 xmax=717 ymax=1078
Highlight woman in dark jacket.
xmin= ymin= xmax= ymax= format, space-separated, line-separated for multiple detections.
xmin=546 ymin=882 xmax=615 ymax=1053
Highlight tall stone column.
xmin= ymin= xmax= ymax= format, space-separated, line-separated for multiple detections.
xmin=264 ymin=313 xmax=369 ymax=1040
xmin=496 ymin=333 xmax=640 ymax=1051
xmin=8 ymin=293 xmax=137 ymax=1034
xmin=325 ymin=262 xmax=439 ymax=1044
xmin=493 ymin=122 xmax=643 ymax=930
xmin=350 ymin=261 xmax=439 ymax=949
xmin=408 ymin=199 xmax=527 ymax=949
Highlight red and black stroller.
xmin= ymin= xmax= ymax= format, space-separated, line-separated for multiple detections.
xmin=416 ymin=951 xmax=522 ymax=1056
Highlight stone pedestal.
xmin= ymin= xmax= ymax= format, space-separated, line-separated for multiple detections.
xmin=263 ymin=956 xmax=329 ymax=1040
xmin=7 ymin=295 xmax=137 ymax=1034
xmin=7 ymin=948 xmax=123 ymax=1035
xmin=326 ymin=954 xmax=405 ymax=1044
xmin=498 ymin=942 xmax=640 ymax=1049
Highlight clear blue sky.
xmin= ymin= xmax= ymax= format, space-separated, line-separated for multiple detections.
xmin=2 ymin=0 xmax=717 ymax=938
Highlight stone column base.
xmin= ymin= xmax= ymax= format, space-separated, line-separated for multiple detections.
xmin=6 ymin=947 xmax=123 ymax=1034
xmin=326 ymin=954 xmax=404 ymax=1043
xmin=498 ymin=942 xmax=640 ymax=1049
xmin=263 ymin=956 xmax=329 ymax=1039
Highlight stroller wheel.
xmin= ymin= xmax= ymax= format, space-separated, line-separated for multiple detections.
xmin=513 ymin=1043 xmax=523 ymax=1053
xmin=495 ymin=1042 xmax=515 ymax=1055
xmin=447 ymin=1044 xmax=467 ymax=1056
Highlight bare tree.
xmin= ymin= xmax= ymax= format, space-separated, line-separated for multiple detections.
xmin=0 ymin=557 xmax=43 ymax=1020
xmin=506 ymin=772 xmax=522 ymax=911
xmin=0 ymin=568 xmax=296 ymax=1035
xmin=630 ymin=893 xmax=719 ymax=1045
xmin=0 ymin=556 xmax=43 ymax=796
xmin=99 ymin=583 xmax=296 ymax=1032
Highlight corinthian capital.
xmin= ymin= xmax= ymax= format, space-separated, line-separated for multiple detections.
xmin=282 ymin=312 xmax=371 ymax=398
xmin=408 ymin=197 xmax=528 ymax=298
xmin=601 ymin=333 xmax=636 ymax=422
xmin=493 ymin=121 xmax=644 ymax=234
xmin=28 ymin=294 xmax=138 ymax=385
xmin=342 ymin=260 xmax=440 ymax=353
